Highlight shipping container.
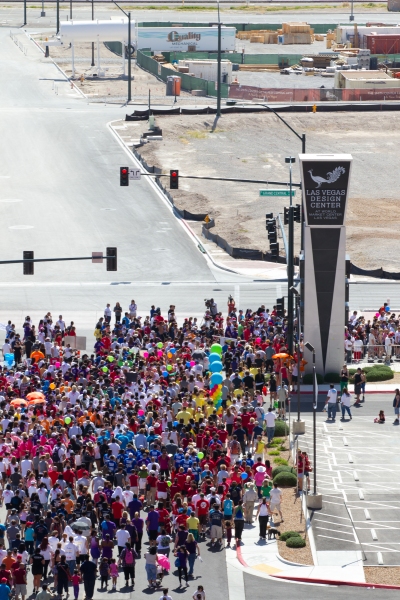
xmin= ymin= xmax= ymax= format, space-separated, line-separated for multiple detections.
xmin=137 ymin=26 xmax=236 ymax=52
xmin=365 ymin=33 xmax=400 ymax=55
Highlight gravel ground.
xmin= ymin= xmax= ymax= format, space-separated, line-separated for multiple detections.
xmin=116 ymin=111 xmax=400 ymax=270
xmin=236 ymin=70 xmax=335 ymax=89
xmin=267 ymin=441 xmax=314 ymax=565
xmin=364 ymin=568 xmax=400 ymax=586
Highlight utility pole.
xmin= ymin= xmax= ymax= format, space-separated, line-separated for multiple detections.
xmin=91 ymin=0 xmax=94 ymax=66
xmin=23 ymin=0 xmax=27 ymax=25
xmin=111 ymin=0 xmax=132 ymax=103
xmin=56 ymin=0 xmax=60 ymax=34
xmin=70 ymin=0 xmax=72 ymax=20
xmin=217 ymin=0 xmax=221 ymax=117
xmin=286 ymin=156 xmax=295 ymax=356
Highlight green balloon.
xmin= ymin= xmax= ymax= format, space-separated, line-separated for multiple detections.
xmin=102 ymin=366 xmax=108 ymax=373
xmin=167 ymin=481 xmax=172 ymax=487
xmin=157 ymin=342 xmax=163 ymax=349
xmin=167 ymin=365 xmax=173 ymax=371
xmin=107 ymin=356 xmax=115 ymax=362
xmin=210 ymin=343 xmax=222 ymax=355
xmin=118 ymin=360 xmax=124 ymax=367
xmin=64 ymin=417 xmax=72 ymax=425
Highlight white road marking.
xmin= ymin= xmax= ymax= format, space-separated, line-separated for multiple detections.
xmin=364 ymin=510 xmax=371 ymax=520
xmin=348 ymin=454 xmax=353 ymax=463
xmin=377 ymin=552 xmax=384 ymax=565
xmin=371 ymin=529 xmax=378 ymax=540
xmin=353 ymin=471 xmax=359 ymax=481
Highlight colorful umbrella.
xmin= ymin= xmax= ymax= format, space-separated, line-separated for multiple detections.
xmin=26 ymin=392 xmax=45 ymax=401
xmin=28 ymin=397 xmax=46 ymax=405
xmin=272 ymin=353 xmax=291 ymax=359
xmin=10 ymin=399 xmax=28 ymax=407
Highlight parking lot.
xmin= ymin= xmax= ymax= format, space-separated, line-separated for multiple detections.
xmin=296 ymin=396 xmax=400 ymax=566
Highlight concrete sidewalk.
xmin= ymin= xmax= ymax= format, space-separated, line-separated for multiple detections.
xmin=228 ymin=498 xmax=366 ymax=585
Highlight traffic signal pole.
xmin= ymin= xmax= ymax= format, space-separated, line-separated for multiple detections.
xmin=286 ymin=156 xmax=295 ymax=356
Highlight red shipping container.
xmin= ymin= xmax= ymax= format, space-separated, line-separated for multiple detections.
xmin=365 ymin=33 xmax=400 ymax=55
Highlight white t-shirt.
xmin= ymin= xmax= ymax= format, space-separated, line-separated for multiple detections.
xmin=341 ymin=393 xmax=351 ymax=407
xmin=63 ymin=542 xmax=79 ymax=560
xmin=327 ymin=389 xmax=338 ymax=404
xmin=3 ymin=489 xmax=14 ymax=504
xmin=116 ymin=529 xmax=130 ymax=546
xmin=270 ymin=488 xmax=282 ymax=506
xmin=265 ymin=412 xmax=277 ymax=427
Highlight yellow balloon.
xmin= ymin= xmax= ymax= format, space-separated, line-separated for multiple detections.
xmin=49 ymin=383 xmax=56 ymax=390
xmin=167 ymin=352 xmax=172 ymax=358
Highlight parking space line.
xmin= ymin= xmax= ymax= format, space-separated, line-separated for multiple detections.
xmin=317 ymin=535 xmax=359 ymax=544
xmin=316 ymin=526 xmax=355 ymax=536
xmin=371 ymin=529 xmax=378 ymax=540
xmin=377 ymin=552 xmax=384 ymax=564
xmin=314 ymin=518 xmax=353 ymax=528
xmin=364 ymin=510 xmax=371 ymax=520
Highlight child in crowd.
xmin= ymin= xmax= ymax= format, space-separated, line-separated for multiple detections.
xmin=71 ymin=569 xmax=81 ymax=599
xmin=109 ymin=558 xmax=118 ymax=590
xmin=374 ymin=410 xmax=385 ymax=424
xmin=100 ymin=557 xmax=110 ymax=589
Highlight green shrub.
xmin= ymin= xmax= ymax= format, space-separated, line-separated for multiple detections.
xmin=286 ymin=536 xmax=306 ymax=548
xmin=302 ymin=373 xmax=324 ymax=384
xmin=324 ymin=372 xmax=340 ymax=383
xmin=273 ymin=458 xmax=288 ymax=466
xmin=273 ymin=471 xmax=297 ymax=487
xmin=268 ymin=450 xmax=280 ymax=456
xmin=366 ymin=366 xmax=393 ymax=382
xmin=269 ymin=439 xmax=281 ymax=447
xmin=280 ymin=531 xmax=302 ymax=542
xmin=271 ymin=465 xmax=293 ymax=479
xmin=274 ymin=421 xmax=289 ymax=437
xmin=279 ymin=446 xmax=288 ymax=452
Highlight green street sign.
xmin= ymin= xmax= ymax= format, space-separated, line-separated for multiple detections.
xmin=259 ymin=189 xmax=296 ymax=197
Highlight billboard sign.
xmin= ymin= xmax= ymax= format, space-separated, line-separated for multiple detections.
xmin=299 ymin=154 xmax=352 ymax=226
xmin=137 ymin=27 xmax=236 ymax=52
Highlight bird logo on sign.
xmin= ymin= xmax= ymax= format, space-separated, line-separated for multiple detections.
xmin=308 ymin=166 xmax=346 ymax=188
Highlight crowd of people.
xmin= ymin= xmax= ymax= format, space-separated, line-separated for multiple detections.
xmin=0 ymin=297 xmax=297 ymax=597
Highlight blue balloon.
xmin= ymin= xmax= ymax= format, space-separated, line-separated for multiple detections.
xmin=170 ymin=348 xmax=176 ymax=354
xmin=186 ymin=361 xmax=191 ymax=368
xmin=385 ymin=306 xmax=391 ymax=312
xmin=173 ymin=421 xmax=179 ymax=427
xmin=208 ymin=353 xmax=221 ymax=364
xmin=4 ymin=354 xmax=13 ymax=361
xmin=162 ymin=371 xmax=169 ymax=377
xmin=210 ymin=361 xmax=223 ymax=373
xmin=210 ymin=373 xmax=223 ymax=386
xmin=241 ymin=473 xmax=248 ymax=480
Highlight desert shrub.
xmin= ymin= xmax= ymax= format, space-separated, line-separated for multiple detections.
xmin=286 ymin=536 xmax=306 ymax=548
xmin=273 ymin=471 xmax=297 ymax=487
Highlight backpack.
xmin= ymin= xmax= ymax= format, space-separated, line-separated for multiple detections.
xmin=160 ymin=536 xmax=170 ymax=548
xmin=52 ymin=447 xmax=60 ymax=462
xmin=124 ymin=550 xmax=134 ymax=565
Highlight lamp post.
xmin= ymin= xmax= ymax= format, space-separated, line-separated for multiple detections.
xmin=23 ymin=0 xmax=27 ymax=25
xmin=217 ymin=0 xmax=222 ymax=117
xmin=111 ymin=0 xmax=132 ymax=103
xmin=91 ymin=0 xmax=94 ymax=67
xmin=304 ymin=342 xmax=322 ymax=509
xmin=70 ymin=0 xmax=72 ymax=20
xmin=285 ymin=156 xmax=295 ymax=359
xmin=350 ymin=0 xmax=354 ymax=21
xmin=56 ymin=0 xmax=59 ymax=34
xmin=262 ymin=104 xmax=306 ymax=153
xmin=290 ymin=286 xmax=305 ymax=435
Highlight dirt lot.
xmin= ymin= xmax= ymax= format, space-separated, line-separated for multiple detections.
xmin=114 ymin=111 xmax=400 ymax=270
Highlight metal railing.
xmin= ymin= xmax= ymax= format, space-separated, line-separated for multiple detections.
xmin=345 ymin=344 xmax=400 ymax=364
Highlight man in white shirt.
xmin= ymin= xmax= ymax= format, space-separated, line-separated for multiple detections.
xmin=129 ymin=301 xmax=137 ymax=319
xmin=116 ymin=525 xmax=130 ymax=553
xmin=326 ymin=384 xmax=338 ymax=422
xmin=269 ymin=483 xmax=283 ymax=522
xmin=104 ymin=304 xmax=112 ymax=324
xmin=265 ymin=407 xmax=277 ymax=444
xmin=92 ymin=475 xmax=106 ymax=494
xmin=56 ymin=316 xmax=66 ymax=333
xmin=63 ymin=536 xmax=79 ymax=573
xmin=20 ymin=455 xmax=33 ymax=477
xmin=2 ymin=340 xmax=11 ymax=357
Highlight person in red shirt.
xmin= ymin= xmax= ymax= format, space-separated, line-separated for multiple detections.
xmin=176 ymin=468 xmax=187 ymax=491
xmin=62 ymin=466 xmax=76 ymax=486
xmin=48 ymin=468 xmax=60 ymax=485
xmin=196 ymin=432 xmax=205 ymax=449
xmin=156 ymin=502 xmax=170 ymax=533
xmin=217 ymin=427 xmax=228 ymax=445
xmin=129 ymin=472 xmax=138 ymax=494
xmin=156 ymin=477 xmax=168 ymax=501
xmin=175 ymin=509 xmax=189 ymax=529
xmin=111 ymin=496 xmax=124 ymax=527
xmin=146 ymin=472 xmax=158 ymax=505
xmin=169 ymin=479 xmax=180 ymax=501
xmin=195 ymin=494 xmax=210 ymax=536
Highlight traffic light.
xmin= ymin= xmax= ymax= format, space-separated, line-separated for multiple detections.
xmin=276 ymin=297 xmax=285 ymax=317
xmin=23 ymin=251 xmax=34 ymax=275
xmin=266 ymin=212 xmax=273 ymax=220
xmin=170 ymin=170 xmax=179 ymax=189
xmin=268 ymin=230 xmax=277 ymax=244
xmin=284 ymin=206 xmax=289 ymax=226
xmin=106 ymin=247 xmax=117 ymax=272
xmin=270 ymin=242 xmax=279 ymax=259
xmin=293 ymin=204 xmax=301 ymax=223
xmin=120 ymin=167 xmax=129 ymax=186
xmin=267 ymin=220 xmax=275 ymax=233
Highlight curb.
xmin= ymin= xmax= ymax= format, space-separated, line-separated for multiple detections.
xmin=272 ymin=575 xmax=400 ymax=589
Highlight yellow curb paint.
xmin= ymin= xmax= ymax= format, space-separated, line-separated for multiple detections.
xmin=252 ymin=564 xmax=283 ymax=575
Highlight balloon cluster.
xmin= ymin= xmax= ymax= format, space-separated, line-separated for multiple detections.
xmin=209 ymin=343 xmax=224 ymax=409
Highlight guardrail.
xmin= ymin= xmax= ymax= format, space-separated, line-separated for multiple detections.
xmin=345 ymin=344 xmax=400 ymax=364
xmin=10 ymin=30 xmax=28 ymax=55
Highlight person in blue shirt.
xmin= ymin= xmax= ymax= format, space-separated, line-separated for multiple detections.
xmin=124 ymin=453 xmax=136 ymax=473
xmin=173 ymin=451 xmax=185 ymax=468
xmin=115 ymin=433 xmax=129 ymax=450
xmin=105 ymin=455 xmax=118 ymax=475
xmin=0 ymin=578 xmax=11 ymax=600
xmin=181 ymin=457 xmax=193 ymax=472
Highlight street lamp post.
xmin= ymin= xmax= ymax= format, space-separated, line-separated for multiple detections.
xmin=111 ymin=0 xmax=132 ymax=103
xmin=262 ymin=104 xmax=306 ymax=153
xmin=350 ymin=0 xmax=354 ymax=21
xmin=290 ymin=286 xmax=305 ymax=435
xmin=56 ymin=0 xmax=59 ymax=34
xmin=70 ymin=0 xmax=72 ymax=20
xmin=91 ymin=0 xmax=94 ymax=67
xmin=217 ymin=0 xmax=222 ymax=117
xmin=304 ymin=342 xmax=322 ymax=509
xmin=285 ymin=156 xmax=295 ymax=358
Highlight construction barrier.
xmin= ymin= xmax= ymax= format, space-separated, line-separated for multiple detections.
xmin=229 ymin=84 xmax=400 ymax=102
